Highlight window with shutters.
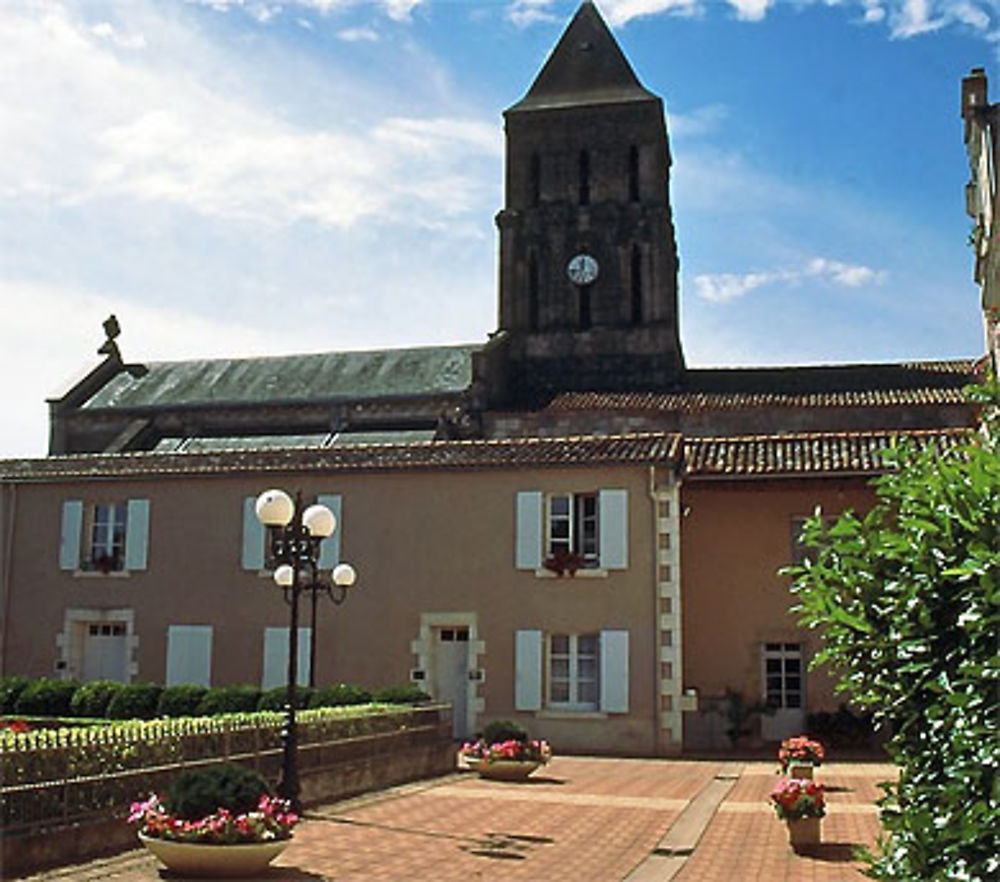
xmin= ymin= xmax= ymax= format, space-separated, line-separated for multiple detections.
xmin=515 ymin=489 xmax=628 ymax=575
xmin=548 ymin=633 xmax=599 ymax=710
xmin=60 ymin=499 xmax=150 ymax=574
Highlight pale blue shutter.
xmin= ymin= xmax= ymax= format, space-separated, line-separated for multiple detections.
xmin=317 ymin=494 xmax=342 ymax=569
xmin=262 ymin=627 xmax=311 ymax=690
xmin=599 ymin=489 xmax=628 ymax=569
xmin=59 ymin=500 xmax=83 ymax=570
xmin=600 ymin=629 xmax=629 ymax=713
xmin=166 ymin=626 xmax=213 ymax=687
xmin=124 ymin=499 xmax=150 ymax=570
xmin=242 ymin=497 xmax=266 ymax=571
xmin=515 ymin=629 xmax=543 ymax=711
xmin=516 ymin=492 xmax=543 ymax=570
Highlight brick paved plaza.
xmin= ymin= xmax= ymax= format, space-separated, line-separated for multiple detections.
xmin=24 ymin=757 xmax=893 ymax=881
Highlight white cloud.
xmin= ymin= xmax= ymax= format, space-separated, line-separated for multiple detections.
xmin=0 ymin=2 xmax=500 ymax=230
xmin=890 ymin=0 xmax=946 ymax=36
xmin=187 ymin=0 xmax=423 ymax=23
xmin=507 ymin=0 xmax=559 ymax=28
xmin=725 ymin=0 xmax=772 ymax=22
xmin=90 ymin=21 xmax=146 ymax=49
xmin=694 ymin=257 xmax=887 ymax=302
xmin=599 ymin=0 xmax=700 ymax=25
xmin=338 ymin=25 xmax=379 ymax=41
xmin=668 ymin=104 xmax=729 ymax=138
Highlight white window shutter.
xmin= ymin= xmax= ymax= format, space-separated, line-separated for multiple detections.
xmin=514 ymin=629 xmax=543 ymax=711
xmin=262 ymin=627 xmax=311 ymax=690
xmin=600 ymin=629 xmax=630 ymax=713
xmin=59 ymin=500 xmax=83 ymax=571
xmin=317 ymin=494 xmax=342 ymax=569
xmin=242 ymin=497 xmax=266 ymax=571
xmin=599 ymin=489 xmax=629 ymax=569
xmin=166 ymin=626 xmax=213 ymax=687
xmin=515 ymin=492 xmax=543 ymax=569
xmin=124 ymin=499 xmax=150 ymax=571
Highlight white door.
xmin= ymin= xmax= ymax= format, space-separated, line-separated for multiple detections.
xmin=82 ymin=622 xmax=129 ymax=682
xmin=433 ymin=627 xmax=470 ymax=739
xmin=761 ymin=642 xmax=806 ymax=741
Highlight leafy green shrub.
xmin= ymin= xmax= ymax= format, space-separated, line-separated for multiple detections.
xmin=806 ymin=705 xmax=875 ymax=750
xmin=256 ymin=686 xmax=314 ymax=712
xmin=788 ymin=398 xmax=1000 ymax=882
xmin=196 ymin=685 xmax=260 ymax=716
xmin=371 ymin=683 xmax=430 ymax=704
xmin=164 ymin=763 xmax=270 ymax=821
xmin=482 ymin=719 xmax=528 ymax=744
xmin=14 ymin=678 xmax=78 ymax=716
xmin=157 ymin=685 xmax=209 ymax=718
xmin=106 ymin=683 xmax=163 ymax=720
xmin=70 ymin=679 xmax=125 ymax=718
xmin=0 ymin=676 xmax=31 ymax=714
xmin=309 ymin=683 xmax=371 ymax=708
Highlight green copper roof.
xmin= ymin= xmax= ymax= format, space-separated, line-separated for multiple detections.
xmin=82 ymin=344 xmax=479 ymax=410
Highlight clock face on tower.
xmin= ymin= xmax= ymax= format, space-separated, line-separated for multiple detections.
xmin=567 ymin=253 xmax=599 ymax=286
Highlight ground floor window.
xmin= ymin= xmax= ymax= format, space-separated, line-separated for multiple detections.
xmin=548 ymin=633 xmax=599 ymax=710
xmin=763 ymin=642 xmax=803 ymax=709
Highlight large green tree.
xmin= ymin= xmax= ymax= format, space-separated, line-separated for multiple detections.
xmin=787 ymin=403 xmax=999 ymax=881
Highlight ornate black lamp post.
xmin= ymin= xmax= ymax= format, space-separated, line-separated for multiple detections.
xmin=254 ymin=489 xmax=358 ymax=811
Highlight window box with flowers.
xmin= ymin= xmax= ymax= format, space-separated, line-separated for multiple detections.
xmin=128 ymin=764 xmax=298 ymax=877
xmin=770 ymin=777 xmax=826 ymax=851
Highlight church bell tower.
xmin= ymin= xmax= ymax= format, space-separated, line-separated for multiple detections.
xmin=480 ymin=1 xmax=685 ymax=404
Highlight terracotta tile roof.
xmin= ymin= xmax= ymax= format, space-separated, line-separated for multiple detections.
xmin=0 ymin=432 xmax=683 ymax=482
xmin=545 ymin=360 xmax=975 ymax=413
xmin=684 ymin=428 xmax=971 ymax=477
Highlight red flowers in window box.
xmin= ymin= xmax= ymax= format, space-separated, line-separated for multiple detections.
xmin=543 ymin=550 xmax=586 ymax=576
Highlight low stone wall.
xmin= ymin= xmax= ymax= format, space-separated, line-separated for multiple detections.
xmin=3 ymin=723 xmax=456 ymax=878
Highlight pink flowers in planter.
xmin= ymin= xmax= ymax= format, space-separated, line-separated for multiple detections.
xmin=128 ymin=793 xmax=298 ymax=844
xmin=770 ymin=777 xmax=826 ymax=820
xmin=459 ymin=737 xmax=552 ymax=765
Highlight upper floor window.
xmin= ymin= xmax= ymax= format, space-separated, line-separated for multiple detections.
xmin=547 ymin=492 xmax=598 ymax=568
xmin=628 ymin=145 xmax=640 ymax=202
xmin=59 ymin=499 xmax=150 ymax=573
xmin=515 ymin=489 xmax=628 ymax=574
xmin=578 ymin=149 xmax=591 ymax=206
xmin=87 ymin=503 xmax=127 ymax=572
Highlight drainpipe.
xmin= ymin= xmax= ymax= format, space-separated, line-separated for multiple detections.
xmin=647 ymin=465 xmax=661 ymax=754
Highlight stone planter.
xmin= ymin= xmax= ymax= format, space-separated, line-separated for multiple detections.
xmin=785 ymin=817 xmax=821 ymax=852
xmin=138 ymin=833 xmax=290 ymax=877
xmin=475 ymin=760 xmax=542 ymax=781
xmin=788 ymin=763 xmax=815 ymax=779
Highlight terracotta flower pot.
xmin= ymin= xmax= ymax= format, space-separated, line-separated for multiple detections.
xmin=476 ymin=760 xmax=541 ymax=781
xmin=138 ymin=832 xmax=290 ymax=877
xmin=785 ymin=817 xmax=821 ymax=851
xmin=788 ymin=763 xmax=814 ymax=779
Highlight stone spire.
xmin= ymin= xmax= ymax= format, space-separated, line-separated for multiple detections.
xmin=508 ymin=1 xmax=656 ymax=113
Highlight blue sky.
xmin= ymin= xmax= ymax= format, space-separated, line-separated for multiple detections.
xmin=0 ymin=0 xmax=994 ymax=457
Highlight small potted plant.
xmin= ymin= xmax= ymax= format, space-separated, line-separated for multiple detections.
xmin=128 ymin=763 xmax=298 ymax=877
xmin=770 ymin=777 xmax=826 ymax=851
xmin=458 ymin=720 xmax=552 ymax=781
xmin=778 ymin=735 xmax=825 ymax=778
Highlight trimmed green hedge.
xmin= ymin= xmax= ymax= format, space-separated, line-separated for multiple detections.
xmin=1 ymin=677 xmax=431 ymax=722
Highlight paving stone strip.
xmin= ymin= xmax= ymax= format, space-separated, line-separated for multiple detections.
xmin=622 ymin=763 xmax=743 ymax=882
